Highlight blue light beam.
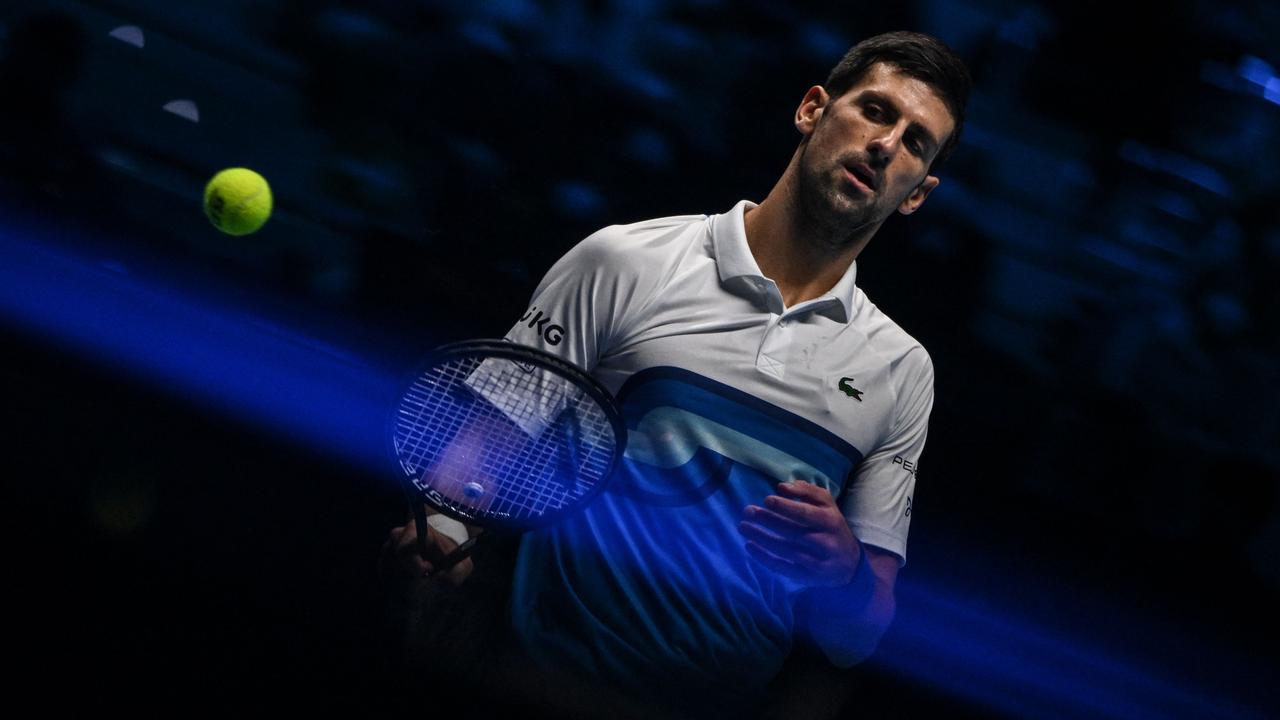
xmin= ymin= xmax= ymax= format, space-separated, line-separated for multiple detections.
xmin=0 ymin=218 xmax=399 ymax=474
xmin=877 ymin=566 xmax=1275 ymax=719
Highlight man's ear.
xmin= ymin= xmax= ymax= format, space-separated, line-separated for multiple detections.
xmin=898 ymin=175 xmax=940 ymax=215
xmin=795 ymin=86 xmax=830 ymax=137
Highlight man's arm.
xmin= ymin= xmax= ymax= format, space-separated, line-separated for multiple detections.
xmin=756 ymin=543 xmax=897 ymax=720
xmin=798 ymin=541 xmax=899 ymax=665
xmin=739 ymin=479 xmax=898 ymax=665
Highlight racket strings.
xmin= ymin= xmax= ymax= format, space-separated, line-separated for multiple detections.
xmin=394 ymin=354 xmax=616 ymax=524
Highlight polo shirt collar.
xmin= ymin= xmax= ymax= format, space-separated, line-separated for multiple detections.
xmin=711 ymin=199 xmax=857 ymax=323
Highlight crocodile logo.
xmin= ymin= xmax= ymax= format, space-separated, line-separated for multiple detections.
xmin=837 ymin=377 xmax=864 ymax=401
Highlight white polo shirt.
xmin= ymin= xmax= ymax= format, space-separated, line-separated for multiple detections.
xmin=501 ymin=200 xmax=933 ymax=709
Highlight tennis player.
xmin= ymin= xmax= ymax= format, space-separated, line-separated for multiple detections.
xmin=384 ymin=30 xmax=971 ymax=719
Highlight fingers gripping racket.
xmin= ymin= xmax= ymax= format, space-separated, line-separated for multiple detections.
xmin=389 ymin=339 xmax=626 ymax=575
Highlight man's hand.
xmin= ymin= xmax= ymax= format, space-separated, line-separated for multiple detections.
xmin=738 ymin=479 xmax=862 ymax=588
xmin=379 ymin=515 xmax=475 ymax=588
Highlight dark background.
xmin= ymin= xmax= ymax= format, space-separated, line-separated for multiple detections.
xmin=1 ymin=0 xmax=1277 ymax=716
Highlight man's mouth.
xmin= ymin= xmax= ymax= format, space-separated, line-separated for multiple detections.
xmin=842 ymin=162 xmax=878 ymax=194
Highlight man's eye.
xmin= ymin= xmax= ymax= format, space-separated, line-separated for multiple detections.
xmin=864 ymin=103 xmax=884 ymax=120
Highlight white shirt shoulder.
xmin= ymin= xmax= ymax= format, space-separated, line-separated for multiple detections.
xmin=511 ymin=212 xmax=709 ymax=370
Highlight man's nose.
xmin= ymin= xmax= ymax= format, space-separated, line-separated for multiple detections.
xmin=867 ymin=126 xmax=903 ymax=166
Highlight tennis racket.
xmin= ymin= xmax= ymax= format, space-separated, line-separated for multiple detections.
xmin=389 ymin=339 xmax=626 ymax=575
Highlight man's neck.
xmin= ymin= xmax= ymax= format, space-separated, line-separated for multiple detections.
xmin=743 ymin=174 xmax=877 ymax=308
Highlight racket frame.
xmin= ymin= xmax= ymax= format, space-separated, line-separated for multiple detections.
xmin=387 ymin=339 xmax=625 ymax=563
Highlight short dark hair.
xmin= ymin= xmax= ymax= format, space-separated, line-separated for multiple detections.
xmin=824 ymin=31 xmax=971 ymax=168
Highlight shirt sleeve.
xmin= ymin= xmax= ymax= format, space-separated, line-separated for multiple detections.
xmin=464 ymin=226 xmax=655 ymax=431
xmin=499 ymin=225 xmax=656 ymax=371
xmin=840 ymin=348 xmax=933 ymax=566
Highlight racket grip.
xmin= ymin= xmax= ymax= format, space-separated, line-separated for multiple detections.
xmin=399 ymin=479 xmax=434 ymax=560
xmin=410 ymin=501 xmax=432 ymax=560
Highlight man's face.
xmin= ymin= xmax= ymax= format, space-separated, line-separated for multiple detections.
xmin=793 ymin=63 xmax=955 ymax=240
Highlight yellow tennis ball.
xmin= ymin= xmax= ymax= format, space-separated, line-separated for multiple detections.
xmin=203 ymin=167 xmax=272 ymax=235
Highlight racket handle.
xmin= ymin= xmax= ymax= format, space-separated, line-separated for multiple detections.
xmin=410 ymin=501 xmax=433 ymax=560
xmin=399 ymin=478 xmax=433 ymax=561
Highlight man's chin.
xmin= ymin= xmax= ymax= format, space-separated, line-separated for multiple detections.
xmin=797 ymin=174 xmax=877 ymax=230
xmin=823 ymin=193 xmax=878 ymax=228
